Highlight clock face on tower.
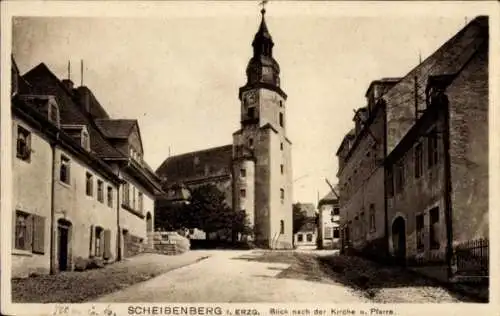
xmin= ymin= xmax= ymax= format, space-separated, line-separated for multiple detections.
xmin=245 ymin=90 xmax=258 ymax=105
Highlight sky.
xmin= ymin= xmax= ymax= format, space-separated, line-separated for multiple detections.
xmin=11 ymin=2 xmax=475 ymax=204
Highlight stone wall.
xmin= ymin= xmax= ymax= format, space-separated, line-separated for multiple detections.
xmin=446 ymin=42 xmax=489 ymax=244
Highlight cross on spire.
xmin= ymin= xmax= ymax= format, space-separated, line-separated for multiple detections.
xmin=259 ymin=0 xmax=268 ymax=14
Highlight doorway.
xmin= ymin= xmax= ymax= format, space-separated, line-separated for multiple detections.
xmin=146 ymin=212 xmax=152 ymax=232
xmin=57 ymin=219 xmax=72 ymax=271
xmin=391 ymin=216 xmax=406 ymax=265
xmin=122 ymin=229 xmax=129 ymax=258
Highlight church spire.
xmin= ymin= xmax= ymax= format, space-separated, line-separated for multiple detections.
xmin=240 ymin=2 xmax=286 ymax=99
xmin=252 ymin=5 xmax=274 ymax=57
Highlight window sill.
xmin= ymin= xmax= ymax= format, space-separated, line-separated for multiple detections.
xmin=121 ymin=204 xmax=145 ymax=219
xmin=12 ymin=249 xmax=33 ymax=257
xmin=59 ymin=180 xmax=71 ymax=189
xmin=16 ymin=155 xmax=31 ymax=163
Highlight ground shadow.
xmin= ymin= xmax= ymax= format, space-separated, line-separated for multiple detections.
xmin=232 ymin=251 xmax=487 ymax=303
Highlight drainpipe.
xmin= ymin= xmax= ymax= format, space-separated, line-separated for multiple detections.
xmin=382 ymin=101 xmax=389 ymax=258
xmin=116 ymin=160 xmax=131 ymax=261
xmin=442 ymin=96 xmax=454 ymax=280
xmin=116 ymin=168 xmax=121 ymax=262
xmin=49 ymin=132 xmax=60 ymax=274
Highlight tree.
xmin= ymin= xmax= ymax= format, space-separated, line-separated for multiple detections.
xmin=293 ymin=203 xmax=308 ymax=234
xmin=156 ymin=183 xmax=252 ymax=241
xmin=188 ymin=184 xmax=252 ymax=240
xmin=155 ymin=200 xmax=187 ymax=231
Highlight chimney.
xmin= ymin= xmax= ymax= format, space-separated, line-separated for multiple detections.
xmin=62 ymin=79 xmax=74 ymax=92
xmin=76 ymin=86 xmax=91 ymax=113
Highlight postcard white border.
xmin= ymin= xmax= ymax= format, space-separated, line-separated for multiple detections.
xmin=1 ymin=1 xmax=499 ymax=315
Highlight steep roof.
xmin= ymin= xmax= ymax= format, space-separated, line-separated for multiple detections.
xmin=22 ymin=63 xmax=124 ymax=159
xmin=295 ymin=203 xmax=317 ymax=218
xmin=95 ymin=119 xmax=137 ymax=139
xmin=320 ymin=191 xmax=338 ymax=202
xmin=383 ymin=15 xmax=488 ymax=152
xmin=297 ymin=220 xmax=317 ymax=233
xmin=156 ymin=144 xmax=233 ymax=184
xmin=11 ymin=56 xmax=32 ymax=95
xmin=73 ymin=86 xmax=110 ymax=120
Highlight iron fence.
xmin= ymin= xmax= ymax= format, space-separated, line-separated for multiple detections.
xmin=454 ymin=238 xmax=489 ymax=276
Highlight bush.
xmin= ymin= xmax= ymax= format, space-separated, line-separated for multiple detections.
xmin=74 ymin=257 xmax=89 ymax=271
xmin=86 ymin=257 xmax=105 ymax=270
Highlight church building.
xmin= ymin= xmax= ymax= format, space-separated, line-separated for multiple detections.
xmin=156 ymin=8 xmax=293 ymax=249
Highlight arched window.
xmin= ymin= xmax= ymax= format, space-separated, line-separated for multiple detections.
xmin=280 ymin=220 xmax=284 ymax=234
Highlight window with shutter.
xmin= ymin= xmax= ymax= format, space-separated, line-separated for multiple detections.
xmin=32 ymin=215 xmax=45 ymax=254
xmin=333 ymin=228 xmax=340 ymax=238
xmin=324 ymin=227 xmax=333 ymax=239
xmin=132 ymin=186 xmax=136 ymax=209
xmin=97 ymin=180 xmax=104 ymax=203
xmin=14 ymin=211 xmax=29 ymax=250
xmin=16 ymin=126 xmax=31 ymax=161
xmin=306 ymin=234 xmax=313 ymax=242
xmin=107 ymin=186 xmax=113 ymax=208
xmin=25 ymin=214 xmax=33 ymax=251
xmin=95 ymin=227 xmax=103 ymax=257
xmin=86 ymin=172 xmax=93 ymax=196
xmin=430 ymin=207 xmax=440 ymax=249
xmin=138 ymin=192 xmax=143 ymax=212
xmin=60 ymin=155 xmax=71 ymax=184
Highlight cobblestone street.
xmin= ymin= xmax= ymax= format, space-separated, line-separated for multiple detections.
xmin=12 ymin=251 xmax=212 ymax=303
xmin=95 ymin=250 xmax=482 ymax=303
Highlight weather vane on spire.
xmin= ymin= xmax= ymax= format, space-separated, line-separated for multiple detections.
xmin=259 ymin=0 xmax=268 ymax=14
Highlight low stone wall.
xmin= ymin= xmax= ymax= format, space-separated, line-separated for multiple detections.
xmin=145 ymin=232 xmax=190 ymax=255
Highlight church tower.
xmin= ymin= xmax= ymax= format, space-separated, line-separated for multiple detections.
xmin=232 ymin=7 xmax=293 ymax=249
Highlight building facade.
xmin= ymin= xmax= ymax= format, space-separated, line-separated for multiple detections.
xmin=385 ymin=16 xmax=488 ymax=279
xmin=294 ymin=220 xmax=317 ymax=250
xmin=336 ymin=78 xmax=398 ymax=258
xmin=317 ymin=193 xmax=340 ymax=249
xmin=11 ymin=58 xmax=162 ymax=278
xmin=335 ymin=16 xmax=488 ymax=280
xmin=156 ymin=9 xmax=293 ymax=249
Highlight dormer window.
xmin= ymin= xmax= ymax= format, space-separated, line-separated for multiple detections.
xmin=48 ymin=100 xmax=60 ymax=127
xmin=16 ymin=125 xmax=31 ymax=161
xmin=81 ymin=130 xmax=90 ymax=151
